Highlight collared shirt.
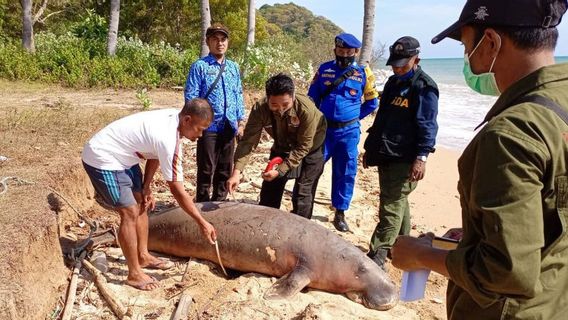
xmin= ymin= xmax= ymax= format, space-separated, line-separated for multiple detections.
xmin=184 ymin=54 xmax=245 ymax=133
xmin=234 ymin=93 xmax=327 ymax=175
xmin=446 ymin=63 xmax=568 ymax=320
xmin=308 ymin=60 xmax=379 ymax=128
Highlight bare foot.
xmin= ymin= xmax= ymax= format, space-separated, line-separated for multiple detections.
xmin=126 ymin=274 xmax=160 ymax=291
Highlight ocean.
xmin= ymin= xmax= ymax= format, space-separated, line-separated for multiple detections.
xmin=375 ymin=56 xmax=568 ymax=151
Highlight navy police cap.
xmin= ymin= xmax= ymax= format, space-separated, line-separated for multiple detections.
xmin=432 ymin=0 xmax=568 ymax=44
xmin=335 ymin=33 xmax=362 ymax=49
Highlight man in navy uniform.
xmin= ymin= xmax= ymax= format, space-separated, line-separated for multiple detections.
xmin=308 ymin=33 xmax=379 ymax=232
xmin=363 ymin=36 xmax=439 ymax=270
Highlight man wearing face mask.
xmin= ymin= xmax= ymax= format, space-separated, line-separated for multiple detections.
xmin=362 ymin=36 xmax=439 ymax=271
xmin=227 ymin=73 xmax=326 ymax=219
xmin=308 ymin=33 xmax=380 ymax=232
xmin=390 ymin=1 xmax=568 ymax=319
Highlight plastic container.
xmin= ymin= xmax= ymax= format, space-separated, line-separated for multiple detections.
xmin=400 ymin=269 xmax=431 ymax=301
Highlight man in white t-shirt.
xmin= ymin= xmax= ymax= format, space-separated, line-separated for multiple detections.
xmin=82 ymin=98 xmax=216 ymax=291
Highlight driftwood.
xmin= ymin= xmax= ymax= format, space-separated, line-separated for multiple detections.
xmin=60 ymin=251 xmax=86 ymax=320
xmin=170 ymin=291 xmax=193 ymax=320
xmin=82 ymin=259 xmax=133 ymax=319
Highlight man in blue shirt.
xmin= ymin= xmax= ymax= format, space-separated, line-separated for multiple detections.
xmin=308 ymin=33 xmax=379 ymax=232
xmin=362 ymin=36 xmax=439 ymax=271
xmin=185 ymin=23 xmax=246 ymax=202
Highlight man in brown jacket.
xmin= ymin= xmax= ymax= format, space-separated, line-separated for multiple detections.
xmin=391 ymin=0 xmax=568 ymax=319
xmin=227 ymin=73 xmax=326 ymax=219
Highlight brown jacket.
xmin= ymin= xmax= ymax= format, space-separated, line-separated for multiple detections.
xmin=446 ymin=63 xmax=568 ymax=320
xmin=234 ymin=93 xmax=326 ymax=175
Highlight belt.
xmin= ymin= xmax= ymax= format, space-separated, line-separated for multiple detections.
xmin=326 ymin=118 xmax=358 ymax=129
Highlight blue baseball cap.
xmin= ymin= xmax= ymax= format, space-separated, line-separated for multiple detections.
xmin=335 ymin=33 xmax=362 ymax=49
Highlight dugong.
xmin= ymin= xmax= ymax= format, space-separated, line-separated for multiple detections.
xmin=148 ymin=202 xmax=398 ymax=310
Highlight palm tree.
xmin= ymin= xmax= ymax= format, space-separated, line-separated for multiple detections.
xmin=20 ymin=0 xmax=35 ymax=53
xmin=200 ymin=0 xmax=211 ymax=57
xmin=359 ymin=0 xmax=375 ymax=66
xmin=246 ymin=0 xmax=255 ymax=48
xmin=107 ymin=0 xmax=120 ymax=56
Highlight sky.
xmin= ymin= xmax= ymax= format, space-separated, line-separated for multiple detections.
xmin=256 ymin=0 xmax=568 ymax=59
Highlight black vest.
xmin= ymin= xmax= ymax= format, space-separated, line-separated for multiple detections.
xmin=364 ymin=67 xmax=438 ymax=165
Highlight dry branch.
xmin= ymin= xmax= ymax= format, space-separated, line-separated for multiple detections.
xmin=82 ymin=259 xmax=133 ymax=319
xmin=60 ymin=252 xmax=86 ymax=320
xmin=170 ymin=291 xmax=193 ymax=320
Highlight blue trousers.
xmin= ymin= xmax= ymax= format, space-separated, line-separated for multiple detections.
xmin=323 ymin=126 xmax=360 ymax=211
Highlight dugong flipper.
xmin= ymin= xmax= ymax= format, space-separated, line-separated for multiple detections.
xmin=264 ymin=264 xmax=312 ymax=299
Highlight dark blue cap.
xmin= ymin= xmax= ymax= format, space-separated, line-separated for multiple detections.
xmin=432 ymin=0 xmax=568 ymax=44
xmin=335 ymin=33 xmax=362 ymax=49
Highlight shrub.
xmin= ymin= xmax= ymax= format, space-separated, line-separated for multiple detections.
xmin=0 ymin=31 xmax=314 ymax=90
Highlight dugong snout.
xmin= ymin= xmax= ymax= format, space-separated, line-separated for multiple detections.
xmin=363 ymin=283 xmax=399 ymax=311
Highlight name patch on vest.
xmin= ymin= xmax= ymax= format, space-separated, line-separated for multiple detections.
xmin=391 ymin=96 xmax=410 ymax=108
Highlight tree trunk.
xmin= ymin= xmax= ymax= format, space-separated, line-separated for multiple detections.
xmin=359 ymin=0 xmax=375 ymax=66
xmin=20 ymin=0 xmax=35 ymax=53
xmin=107 ymin=0 xmax=120 ymax=56
xmin=246 ymin=0 xmax=256 ymax=48
xmin=200 ymin=0 xmax=211 ymax=57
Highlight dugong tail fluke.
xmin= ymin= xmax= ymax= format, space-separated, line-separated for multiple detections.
xmin=148 ymin=202 xmax=398 ymax=311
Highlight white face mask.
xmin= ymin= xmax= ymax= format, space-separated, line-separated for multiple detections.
xmin=463 ymin=34 xmax=501 ymax=96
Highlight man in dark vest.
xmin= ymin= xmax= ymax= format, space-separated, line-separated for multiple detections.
xmin=362 ymin=36 xmax=439 ymax=271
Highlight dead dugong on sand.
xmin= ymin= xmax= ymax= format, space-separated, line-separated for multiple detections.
xmin=148 ymin=201 xmax=398 ymax=310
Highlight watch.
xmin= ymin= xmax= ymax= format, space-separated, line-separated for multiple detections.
xmin=416 ymin=155 xmax=427 ymax=162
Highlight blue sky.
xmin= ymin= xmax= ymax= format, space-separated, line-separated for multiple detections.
xmin=257 ymin=0 xmax=568 ymax=59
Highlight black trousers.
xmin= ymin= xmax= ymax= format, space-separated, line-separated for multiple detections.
xmin=259 ymin=146 xmax=324 ymax=219
xmin=195 ymin=124 xmax=235 ymax=202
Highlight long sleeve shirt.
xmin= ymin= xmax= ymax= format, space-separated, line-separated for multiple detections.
xmin=184 ymin=54 xmax=245 ymax=133
xmin=446 ymin=63 xmax=568 ymax=320
xmin=234 ymin=93 xmax=326 ymax=175
xmin=307 ymin=60 xmax=379 ymax=128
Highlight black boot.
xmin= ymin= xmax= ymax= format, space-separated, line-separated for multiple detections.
xmin=333 ymin=210 xmax=349 ymax=232
xmin=367 ymin=248 xmax=389 ymax=272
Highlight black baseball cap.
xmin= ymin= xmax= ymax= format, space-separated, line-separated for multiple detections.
xmin=432 ymin=0 xmax=568 ymax=44
xmin=206 ymin=23 xmax=229 ymax=38
xmin=386 ymin=36 xmax=421 ymax=67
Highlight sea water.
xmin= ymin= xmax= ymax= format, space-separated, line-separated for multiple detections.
xmin=375 ymin=56 xmax=568 ymax=151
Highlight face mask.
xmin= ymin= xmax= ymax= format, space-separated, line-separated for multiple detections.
xmin=462 ymin=34 xmax=501 ymax=96
xmin=336 ymin=55 xmax=355 ymax=69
